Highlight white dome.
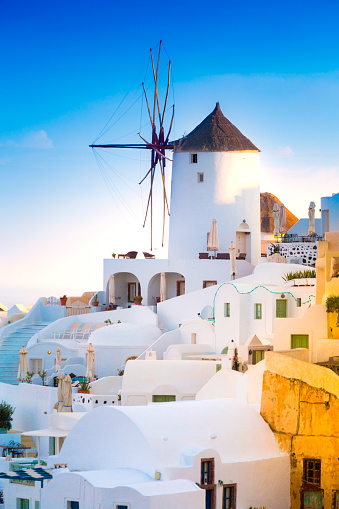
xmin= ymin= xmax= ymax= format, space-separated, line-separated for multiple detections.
xmin=90 ymin=323 xmax=162 ymax=347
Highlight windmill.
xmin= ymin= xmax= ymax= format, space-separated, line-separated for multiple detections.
xmin=90 ymin=41 xmax=175 ymax=250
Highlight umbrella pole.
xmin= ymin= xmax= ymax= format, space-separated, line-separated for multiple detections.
xmin=37 ymin=436 xmax=41 ymax=466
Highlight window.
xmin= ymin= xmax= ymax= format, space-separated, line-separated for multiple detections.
xmin=203 ymin=281 xmax=217 ymax=289
xmin=223 ymin=484 xmax=237 ymax=509
xmin=201 ymin=458 xmax=214 ymax=486
xmin=303 ymin=459 xmax=321 ymax=486
xmin=30 ymin=359 xmax=42 ymax=374
xmin=152 ymin=395 xmax=176 ymax=403
xmin=16 ymin=500 xmax=29 ymax=509
xmin=291 ymin=334 xmax=309 ymax=349
xmin=297 ymin=298 xmax=301 ymax=307
xmin=254 ymin=303 xmax=262 ymax=319
xmin=252 ymin=349 xmax=265 ymax=365
xmin=190 ymin=153 xmax=198 ymax=163
xmin=224 ymin=303 xmax=230 ymax=317
xmin=276 ymin=299 xmax=287 ymax=318
xmin=35 ymin=502 xmax=39 ymax=509
xmin=197 ymin=172 xmax=204 ymax=183
xmin=116 ymin=506 xmax=129 ymax=509
xmin=67 ymin=502 xmax=80 ymax=509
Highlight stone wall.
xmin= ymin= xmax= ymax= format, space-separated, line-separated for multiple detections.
xmin=267 ymin=242 xmax=318 ymax=265
xmin=260 ymin=353 xmax=339 ymax=509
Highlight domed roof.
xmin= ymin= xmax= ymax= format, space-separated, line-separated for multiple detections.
xmin=173 ymin=103 xmax=259 ymax=153
xmin=90 ymin=322 xmax=162 ymax=347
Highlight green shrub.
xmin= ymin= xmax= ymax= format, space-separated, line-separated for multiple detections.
xmin=282 ymin=270 xmax=316 ymax=281
xmin=326 ymin=295 xmax=339 ymax=326
xmin=0 ymin=401 xmax=15 ymax=430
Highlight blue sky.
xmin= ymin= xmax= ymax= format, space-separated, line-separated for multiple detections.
xmin=1 ymin=0 xmax=339 ymax=306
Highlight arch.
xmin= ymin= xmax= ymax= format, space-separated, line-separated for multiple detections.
xmin=106 ymin=272 xmax=141 ymax=309
xmin=147 ymin=272 xmax=186 ymax=306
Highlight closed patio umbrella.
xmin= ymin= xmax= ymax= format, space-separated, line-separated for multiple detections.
xmin=62 ymin=375 xmax=72 ymax=412
xmin=208 ymin=218 xmax=219 ymax=258
xmin=279 ymin=203 xmax=286 ymax=234
xmin=308 ymin=201 xmax=316 ymax=235
xmin=160 ymin=272 xmax=166 ymax=302
xmin=86 ymin=343 xmax=95 ymax=379
xmin=17 ymin=347 xmax=28 ymax=382
xmin=273 ymin=203 xmax=279 ymax=236
xmin=55 ymin=348 xmax=62 ymax=373
xmin=229 ymin=241 xmax=237 ymax=279
xmin=108 ymin=274 xmax=115 ymax=305
xmin=56 ymin=372 xmax=65 ymax=412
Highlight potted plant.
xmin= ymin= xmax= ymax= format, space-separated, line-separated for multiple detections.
xmin=134 ymin=295 xmax=143 ymax=306
xmin=0 ymin=401 xmax=15 ymax=432
xmin=38 ymin=370 xmax=48 ymax=386
xmin=25 ymin=371 xmax=34 ymax=384
xmin=93 ymin=294 xmax=99 ymax=307
xmin=60 ymin=295 xmax=67 ymax=306
xmin=78 ymin=379 xmax=91 ymax=394
xmin=326 ymin=295 xmax=339 ymax=326
xmin=112 ymin=253 xmax=116 ymax=258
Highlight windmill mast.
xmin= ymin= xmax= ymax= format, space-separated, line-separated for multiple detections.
xmin=90 ymin=41 xmax=174 ymax=251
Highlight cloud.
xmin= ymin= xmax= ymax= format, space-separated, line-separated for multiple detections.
xmin=4 ymin=130 xmax=53 ymax=149
xmin=21 ymin=130 xmax=53 ymax=149
xmin=277 ymin=145 xmax=294 ymax=158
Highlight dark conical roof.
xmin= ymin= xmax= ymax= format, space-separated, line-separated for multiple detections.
xmin=174 ymin=103 xmax=259 ymax=153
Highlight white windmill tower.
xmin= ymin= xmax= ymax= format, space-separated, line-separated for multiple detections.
xmin=169 ymin=103 xmax=261 ymax=265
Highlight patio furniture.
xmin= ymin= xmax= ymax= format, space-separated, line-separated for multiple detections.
xmin=54 ymin=322 xmax=82 ymax=340
xmin=199 ymin=253 xmax=210 ymax=259
xmin=216 ymin=253 xmax=230 ymax=260
xmin=143 ymin=252 xmax=155 ymax=259
xmin=118 ymin=251 xmax=138 ymax=259
xmin=237 ymin=253 xmax=246 ymax=260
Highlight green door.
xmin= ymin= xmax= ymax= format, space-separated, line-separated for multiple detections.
xmin=276 ymin=299 xmax=287 ymax=318
xmin=291 ymin=334 xmax=309 ymax=349
xmin=303 ymin=491 xmax=323 ymax=509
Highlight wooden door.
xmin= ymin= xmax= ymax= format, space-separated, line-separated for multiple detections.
xmin=303 ymin=491 xmax=323 ymax=509
xmin=276 ymin=299 xmax=287 ymax=318
xmin=177 ymin=280 xmax=185 ymax=296
xmin=236 ymin=232 xmax=246 ymax=255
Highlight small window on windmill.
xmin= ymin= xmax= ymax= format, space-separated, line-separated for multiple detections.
xmin=190 ymin=153 xmax=198 ymax=163
xmin=197 ymin=172 xmax=204 ymax=183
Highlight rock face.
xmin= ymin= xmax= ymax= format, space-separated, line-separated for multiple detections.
xmin=261 ymin=192 xmax=298 ymax=233
xmin=261 ymin=353 xmax=339 ymax=509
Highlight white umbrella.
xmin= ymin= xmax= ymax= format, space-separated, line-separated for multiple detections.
xmin=108 ymin=274 xmax=116 ymax=305
xmin=279 ymin=203 xmax=286 ymax=234
xmin=56 ymin=372 xmax=65 ymax=412
xmin=308 ymin=201 xmax=316 ymax=235
xmin=160 ymin=272 xmax=166 ymax=302
xmin=62 ymin=375 xmax=72 ymax=412
xmin=229 ymin=241 xmax=237 ymax=279
xmin=17 ymin=347 xmax=28 ymax=382
xmin=55 ymin=348 xmax=62 ymax=373
xmin=273 ymin=203 xmax=280 ymax=236
xmin=86 ymin=343 xmax=95 ymax=379
xmin=208 ymin=218 xmax=219 ymax=258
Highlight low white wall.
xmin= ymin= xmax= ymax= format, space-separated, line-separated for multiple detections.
xmin=89 ymin=376 xmax=123 ymax=395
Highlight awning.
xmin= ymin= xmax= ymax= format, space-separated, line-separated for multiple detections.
xmin=0 ymin=467 xmax=53 ymax=485
xmin=22 ymin=428 xmax=69 ymax=438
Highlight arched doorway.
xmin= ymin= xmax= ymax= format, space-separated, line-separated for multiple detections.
xmin=106 ymin=272 xmax=141 ymax=308
xmin=147 ymin=272 xmax=186 ymax=306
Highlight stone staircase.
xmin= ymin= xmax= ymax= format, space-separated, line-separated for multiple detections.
xmin=0 ymin=322 xmax=51 ymax=385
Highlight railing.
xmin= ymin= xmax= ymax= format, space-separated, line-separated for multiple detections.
xmin=66 ymin=306 xmax=91 ymax=317
xmin=278 ymin=234 xmax=324 ymax=243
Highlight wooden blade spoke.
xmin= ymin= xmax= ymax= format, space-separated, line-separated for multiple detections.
xmin=165 ymin=105 xmax=175 ymax=143
xmin=142 ymin=83 xmax=153 ymax=126
xmin=161 ymin=60 xmax=171 ymax=129
xmin=159 ymin=158 xmax=170 ymax=216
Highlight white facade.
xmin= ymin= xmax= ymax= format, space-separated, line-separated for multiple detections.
xmin=42 ymin=399 xmax=289 ymax=509
xmin=321 ymin=192 xmax=339 ymax=234
xmin=169 ymin=151 xmax=261 ymax=264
